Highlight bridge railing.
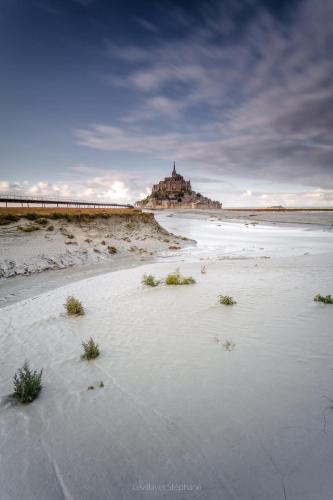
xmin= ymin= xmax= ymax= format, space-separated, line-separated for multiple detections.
xmin=0 ymin=193 xmax=134 ymax=208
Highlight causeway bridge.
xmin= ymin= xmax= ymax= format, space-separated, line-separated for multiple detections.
xmin=0 ymin=194 xmax=134 ymax=209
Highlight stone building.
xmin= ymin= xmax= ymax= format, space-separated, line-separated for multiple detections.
xmin=135 ymin=163 xmax=222 ymax=210
xmin=152 ymin=162 xmax=192 ymax=196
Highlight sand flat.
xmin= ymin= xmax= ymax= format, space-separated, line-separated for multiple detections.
xmin=0 ymin=215 xmax=333 ymax=499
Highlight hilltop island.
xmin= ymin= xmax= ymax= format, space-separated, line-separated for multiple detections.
xmin=135 ymin=163 xmax=222 ymax=209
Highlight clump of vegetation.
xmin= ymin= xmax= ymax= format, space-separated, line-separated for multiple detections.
xmin=223 ymin=341 xmax=235 ymax=351
xmin=36 ymin=217 xmax=48 ymax=225
xmin=24 ymin=212 xmax=39 ymax=221
xmin=17 ymin=224 xmax=41 ymax=232
xmin=66 ymin=233 xmax=75 ymax=239
xmin=46 ymin=225 xmax=54 ymax=231
xmin=314 ymin=294 xmax=333 ymax=304
xmin=165 ymin=268 xmax=196 ymax=285
xmin=142 ymin=274 xmax=160 ymax=287
xmin=0 ymin=213 xmax=20 ymax=225
xmin=101 ymin=240 xmax=106 ymax=245
xmin=13 ymin=362 xmax=43 ymax=404
xmin=65 ymin=296 xmax=84 ymax=316
xmin=219 ymin=295 xmax=236 ymax=305
xmin=169 ymin=245 xmax=180 ymax=250
xmin=81 ymin=337 xmax=100 ymax=360
xmin=108 ymin=245 xmax=117 ymax=254
xmin=85 ymin=238 xmax=92 ymax=243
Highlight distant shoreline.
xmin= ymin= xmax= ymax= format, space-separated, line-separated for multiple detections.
xmin=150 ymin=207 xmax=333 ymax=212
xmin=154 ymin=208 xmax=333 ymax=227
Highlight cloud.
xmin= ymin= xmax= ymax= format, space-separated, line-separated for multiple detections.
xmin=0 ymin=169 xmax=150 ymax=204
xmin=84 ymin=0 xmax=333 ymax=189
xmin=135 ymin=17 xmax=159 ymax=33
xmin=1 ymin=176 xmax=333 ymax=208
xmin=242 ymin=190 xmax=252 ymax=197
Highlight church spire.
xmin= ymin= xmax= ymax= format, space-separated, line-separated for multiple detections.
xmin=172 ymin=161 xmax=176 ymax=177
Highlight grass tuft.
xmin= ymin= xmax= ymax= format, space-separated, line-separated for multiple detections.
xmin=35 ymin=218 xmax=48 ymax=225
xmin=0 ymin=213 xmax=20 ymax=225
xmin=142 ymin=274 xmax=160 ymax=287
xmin=65 ymin=296 xmax=84 ymax=315
xmin=219 ymin=295 xmax=236 ymax=305
xmin=13 ymin=362 xmax=43 ymax=404
xmin=314 ymin=294 xmax=333 ymax=304
xmin=24 ymin=212 xmax=39 ymax=221
xmin=165 ymin=268 xmax=196 ymax=285
xmin=223 ymin=340 xmax=235 ymax=351
xmin=81 ymin=337 xmax=100 ymax=360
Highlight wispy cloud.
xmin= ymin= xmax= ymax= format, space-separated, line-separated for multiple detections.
xmin=135 ymin=17 xmax=159 ymax=33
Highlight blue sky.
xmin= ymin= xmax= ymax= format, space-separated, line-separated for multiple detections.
xmin=0 ymin=0 xmax=332 ymax=206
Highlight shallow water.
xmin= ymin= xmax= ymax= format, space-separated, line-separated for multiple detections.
xmin=156 ymin=211 xmax=333 ymax=260
xmin=0 ymin=217 xmax=333 ymax=499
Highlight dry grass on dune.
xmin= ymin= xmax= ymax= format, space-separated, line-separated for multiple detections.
xmin=0 ymin=207 xmax=141 ymax=216
xmin=0 ymin=207 xmax=146 ymax=225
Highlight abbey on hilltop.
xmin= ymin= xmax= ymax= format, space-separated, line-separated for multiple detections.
xmin=135 ymin=163 xmax=222 ymax=209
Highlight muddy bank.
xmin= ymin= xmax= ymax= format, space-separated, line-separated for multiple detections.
xmin=0 ymin=210 xmax=193 ymax=279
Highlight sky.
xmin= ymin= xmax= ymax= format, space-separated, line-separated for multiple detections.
xmin=0 ymin=0 xmax=332 ymax=207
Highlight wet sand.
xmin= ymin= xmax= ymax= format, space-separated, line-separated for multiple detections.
xmin=0 ymin=213 xmax=333 ymax=500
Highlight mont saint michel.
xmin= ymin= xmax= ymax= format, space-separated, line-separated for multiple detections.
xmin=135 ymin=163 xmax=222 ymax=209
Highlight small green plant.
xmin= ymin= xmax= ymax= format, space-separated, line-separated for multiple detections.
xmin=81 ymin=337 xmax=100 ymax=360
xmin=165 ymin=268 xmax=196 ymax=285
xmin=108 ymin=245 xmax=117 ymax=254
xmin=219 ymin=295 xmax=236 ymax=305
xmin=314 ymin=294 xmax=333 ymax=304
xmin=223 ymin=340 xmax=235 ymax=351
xmin=142 ymin=274 xmax=160 ymax=287
xmin=65 ymin=296 xmax=84 ymax=315
xmin=13 ymin=362 xmax=43 ymax=404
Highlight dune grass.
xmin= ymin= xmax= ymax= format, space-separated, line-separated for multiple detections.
xmin=81 ymin=337 xmax=100 ymax=360
xmin=0 ymin=207 xmax=141 ymax=222
xmin=142 ymin=274 xmax=160 ymax=287
xmin=65 ymin=296 xmax=84 ymax=316
xmin=13 ymin=362 xmax=43 ymax=404
xmin=219 ymin=295 xmax=236 ymax=305
xmin=165 ymin=268 xmax=196 ymax=285
xmin=314 ymin=294 xmax=333 ymax=304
